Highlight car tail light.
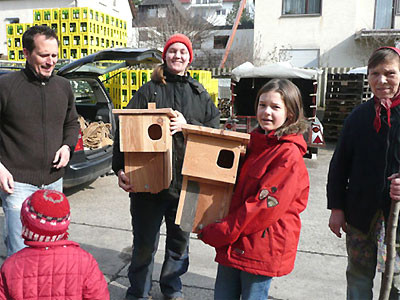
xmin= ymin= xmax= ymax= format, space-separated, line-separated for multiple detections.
xmin=74 ymin=129 xmax=84 ymax=152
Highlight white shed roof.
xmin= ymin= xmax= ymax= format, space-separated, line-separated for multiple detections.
xmin=231 ymin=61 xmax=320 ymax=81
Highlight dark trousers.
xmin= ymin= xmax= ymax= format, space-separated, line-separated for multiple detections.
xmin=126 ymin=192 xmax=190 ymax=299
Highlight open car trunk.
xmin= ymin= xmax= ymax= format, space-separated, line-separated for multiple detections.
xmin=63 ymin=76 xmax=115 ymax=188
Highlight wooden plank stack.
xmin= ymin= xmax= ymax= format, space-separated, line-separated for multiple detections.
xmin=323 ymin=73 xmax=372 ymax=141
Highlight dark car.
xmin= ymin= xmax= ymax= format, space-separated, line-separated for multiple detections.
xmin=0 ymin=48 xmax=162 ymax=188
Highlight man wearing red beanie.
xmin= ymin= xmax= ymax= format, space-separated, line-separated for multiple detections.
xmin=113 ymin=33 xmax=220 ymax=300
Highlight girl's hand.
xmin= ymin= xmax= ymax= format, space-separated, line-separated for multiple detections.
xmin=389 ymin=173 xmax=400 ymax=201
xmin=170 ymin=110 xmax=187 ymax=135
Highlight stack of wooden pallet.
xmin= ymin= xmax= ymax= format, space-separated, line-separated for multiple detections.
xmin=323 ymin=73 xmax=372 ymax=141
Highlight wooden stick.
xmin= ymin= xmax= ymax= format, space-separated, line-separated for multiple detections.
xmin=379 ymin=200 xmax=400 ymax=300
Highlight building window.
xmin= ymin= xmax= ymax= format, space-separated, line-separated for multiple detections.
xmin=148 ymin=8 xmax=156 ymax=17
xmin=282 ymin=0 xmax=321 ymax=15
xmin=139 ymin=30 xmax=149 ymax=41
xmin=193 ymin=36 xmax=202 ymax=49
xmin=214 ymin=35 xmax=229 ymax=49
xmin=216 ymin=9 xmax=226 ymax=15
xmin=395 ymin=0 xmax=400 ymax=15
xmin=158 ymin=7 xmax=167 ymax=18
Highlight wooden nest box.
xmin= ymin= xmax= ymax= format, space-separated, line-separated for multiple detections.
xmin=113 ymin=103 xmax=175 ymax=193
xmin=175 ymin=124 xmax=250 ymax=233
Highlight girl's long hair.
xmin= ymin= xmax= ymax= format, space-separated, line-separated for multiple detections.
xmin=255 ymin=79 xmax=308 ymax=136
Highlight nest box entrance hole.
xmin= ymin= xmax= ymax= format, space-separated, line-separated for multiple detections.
xmin=148 ymin=124 xmax=162 ymax=140
xmin=217 ymin=149 xmax=234 ymax=169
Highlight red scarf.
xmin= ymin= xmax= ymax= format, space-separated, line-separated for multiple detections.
xmin=372 ymin=46 xmax=400 ymax=132
xmin=373 ymin=91 xmax=400 ymax=132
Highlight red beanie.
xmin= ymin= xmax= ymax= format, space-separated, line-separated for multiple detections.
xmin=162 ymin=33 xmax=193 ymax=64
xmin=20 ymin=190 xmax=70 ymax=242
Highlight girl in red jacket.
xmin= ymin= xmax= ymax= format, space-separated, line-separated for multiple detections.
xmin=199 ymin=79 xmax=310 ymax=300
xmin=0 ymin=190 xmax=109 ymax=300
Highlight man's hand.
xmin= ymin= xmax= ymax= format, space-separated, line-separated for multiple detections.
xmin=0 ymin=163 xmax=14 ymax=193
xmin=53 ymin=145 xmax=71 ymax=169
xmin=117 ymin=170 xmax=135 ymax=193
xmin=389 ymin=173 xmax=400 ymax=201
xmin=170 ymin=110 xmax=187 ymax=135
xmin=329 ymin=209 xmax=347 ymax=238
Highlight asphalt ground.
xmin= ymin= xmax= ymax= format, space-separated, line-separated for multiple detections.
xmin=0 ymin=143 xmax=383 ymax=299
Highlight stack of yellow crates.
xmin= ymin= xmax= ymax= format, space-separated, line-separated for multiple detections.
xmin=6 ymin=7 xmax=127 ymax=61
xmin=6 ymin=23 xmax=31 ymax=61
xmin=103 ymin=69 xmax=219 ymax=109
xmin=190 ymin=70 xmax=219 ymax=107
xmin=102 ymin=69 xmax=153 ymax=109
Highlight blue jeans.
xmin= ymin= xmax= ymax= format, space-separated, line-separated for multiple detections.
xmin=214 ymin=264 xmax=272 ymax=300
xmin=1 ymin=179 xmax=63 ymax=257
xmin=346 ymin=222 xmax=400 ymax=300
xmin=126 ymin=192 xmax=190 ymax=300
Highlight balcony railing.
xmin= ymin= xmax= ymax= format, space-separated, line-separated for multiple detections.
xmin=193 ymin=0 xmax=223 ymax=6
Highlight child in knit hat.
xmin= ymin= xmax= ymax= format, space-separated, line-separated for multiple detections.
xmin=0 ymin=189 xmax=110 ymax=300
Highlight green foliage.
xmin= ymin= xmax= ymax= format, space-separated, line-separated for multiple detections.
xmin=226 ymin=2 xmax=253 ymax=26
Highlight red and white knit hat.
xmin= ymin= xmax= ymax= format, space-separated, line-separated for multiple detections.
xmin=20 ymin=190 xmax=71 ymax=242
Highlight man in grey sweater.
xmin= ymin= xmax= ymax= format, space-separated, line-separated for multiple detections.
xmin=0 ymin=25 xmax=79 ymax=256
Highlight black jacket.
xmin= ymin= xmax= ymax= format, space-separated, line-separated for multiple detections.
xmin=112 ymin=71 xmax=220 ymax=197
xmin=0 ymin=65 xmax=79 ymax=186
xmin=327 ymin=98 xmax=400 ymax=234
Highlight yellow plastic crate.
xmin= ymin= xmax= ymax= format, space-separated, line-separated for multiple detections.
xmin=72 ymin=34 xmax=81 ymax=47
xmin=190 ymin=70 xmax=200 ymax=82
xmin=17 ymin=49 xmax=25 ymax=61
xmin=33 ymin=9 xmax=43 ymax=22
xmin=60 ymin=8 xmax=70 ymax=21
xmin=51 ymin=8 xmax=59 ymax=22
xmin=130 ymin=70 xmax=139 ymax=91
xmin=61 ymin=34 xmax=71 ymax=47
xmin=50 ymin=22 xmax=60 ymax=36
xmin=68 ymin=21 xmax=79 ymax=34
xmin=70 ymin=7 xmax=81 ymax=21
xmin=14 ymin=37 xmax=22 ymax=49
xmin=15 ymin=24 xmax=25 ymax=36
xmin=139 ymin=70 xmax=151 ymax=87
xmin=6 ymin=24 xmax=15 ymax=37
xmin=70 ymin=47 xmax=79 ymax=59
xmin=8 ymin=49 xmax=16 ymax=60
xmin=120 ymin=71 xmax=129 ymax=86
xmin=80 ymin=7 xmax=95 ymax=21
xmin=80 ymin=47 xmax=89 ymax=58
xmin=7 ymin=37 xmax=12 ymax=48
xmin=43 ymin=9 xmax=52 ymax=21
xmin=79 ymin=20 xmax=97 ymax=35
xmin=61 ymin=47 xmax=69 ymax=59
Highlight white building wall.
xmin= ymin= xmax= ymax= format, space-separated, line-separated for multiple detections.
xmin=193 ymin=27 xmax=253 ymax=68
xmin=0 ymin=0 xmax=133 ymax=57
xmin=181 ymin=0 xmax=249 ymax=26
xmin=254 ymin=0 xmax=376 ymax=68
